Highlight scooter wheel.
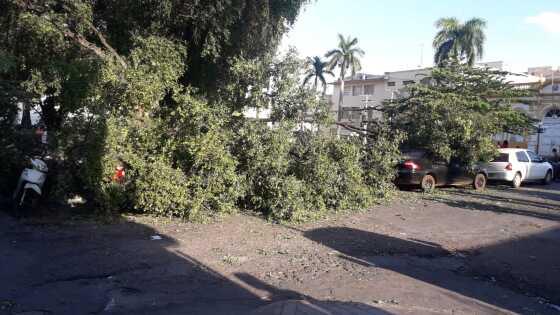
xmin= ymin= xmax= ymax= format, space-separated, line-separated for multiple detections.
xmin=12 ymin=189 xmax=39 ymax=218
xmin=11 ymin=190 xmax=24 ymax=218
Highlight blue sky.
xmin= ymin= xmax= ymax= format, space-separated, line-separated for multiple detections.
xmin=281 ymin=0 xmax=560 ymax=74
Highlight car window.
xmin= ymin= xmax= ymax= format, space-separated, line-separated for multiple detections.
xmin=526 ymin=151 xmax=541 ymax=162
xmin=515 ymin=151 xmax=529 ymax=162
xmin=491 ymin=153 xmax=509 ymax=162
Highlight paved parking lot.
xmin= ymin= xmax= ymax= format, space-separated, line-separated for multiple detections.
xmin=1 ymin=182 xmax=559 ymax=314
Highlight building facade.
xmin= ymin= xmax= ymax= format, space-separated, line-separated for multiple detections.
xmin=329 ymin=68 xmax=431 ymax=135
xmin=518 ymin=78 xmax=560 ymax=156
xmin=329 ymin=64 xmax=560 ymax=157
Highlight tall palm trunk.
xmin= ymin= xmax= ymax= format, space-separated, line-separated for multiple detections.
xmin=313 ymin=76 xmax=318 ymax=92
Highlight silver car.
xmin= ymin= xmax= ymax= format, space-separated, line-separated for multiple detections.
xmin=482 ymin=148 xmax=554 ymax=188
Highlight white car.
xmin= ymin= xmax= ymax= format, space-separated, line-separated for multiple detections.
xmin=482 ymin=148 xmax=553 ymax=188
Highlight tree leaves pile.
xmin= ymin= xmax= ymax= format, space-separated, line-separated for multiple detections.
xmin=0 ymin=1 xmax=401 ymax=221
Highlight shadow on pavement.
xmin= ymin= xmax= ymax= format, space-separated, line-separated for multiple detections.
xmin=304 ymin=227 xmax=560 ymax=314
xmin=425 ymin=189 xmax=560 ymax=221
xmin=489 ymin=182 xmax=560 ymax=202
xmin=465 ymin=227 xmax=560 ymax=303
xmin=0 ymin=212 xmax=388 ymax=315
xmin=449 ymin=189 xmax=559 ymax=210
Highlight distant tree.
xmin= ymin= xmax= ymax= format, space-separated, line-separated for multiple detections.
xmin=433 ymin=17 xmax=486 ymax=67
xmin=303 ymin=56 xmax=334 ymax=95
xmin=382 ymin=63 xmax=535 ymax=165
xmin=326 ymin=34 xmax=364 ymax=134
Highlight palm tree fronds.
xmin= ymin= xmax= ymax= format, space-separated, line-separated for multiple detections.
xmin=435 ymin=17 xmax=459 ymax=29
xmin=433 ymin=16 xmax=486 ymax=67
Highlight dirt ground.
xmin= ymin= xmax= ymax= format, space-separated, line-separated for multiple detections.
xmin=1 ymin=182 xmax=560 ymax=315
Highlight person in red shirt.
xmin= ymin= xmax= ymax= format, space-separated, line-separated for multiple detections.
xmin=112 ymin=159 xmax=126 ymax=183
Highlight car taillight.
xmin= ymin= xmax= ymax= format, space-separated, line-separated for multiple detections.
xmin=403 ymin=160 xmax=420 ymax=170
xmin=505 ymin=163 xmax=513 ymax=171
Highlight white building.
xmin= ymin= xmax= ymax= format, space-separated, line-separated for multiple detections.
xmin=329 ymin=67 xmax=431 ymax=136
xmin=513 ymin=68 xmax=560 ymax=156
xmin=328 ymin=63 xmax=560 ymax=157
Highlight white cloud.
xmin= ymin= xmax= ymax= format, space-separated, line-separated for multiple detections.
xmin=525 ymin=12 xmax=560 ymax=33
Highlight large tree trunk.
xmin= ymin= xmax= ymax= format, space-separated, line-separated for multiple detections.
xmin=20 ymin=103 xmax=32 ymax=129
xmin=40 ymin=94 xmax=62 ymax=131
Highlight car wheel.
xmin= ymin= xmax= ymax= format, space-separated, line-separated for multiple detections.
xmin=421 ymin=174 xmax=436 ymax=193
xmin=473 ymin=173 xmax=487 ymax=191
xmin=542 ymin=170 xmax=553 ymax=185
xmin=511 ymin=173 xmax=522 ymax=189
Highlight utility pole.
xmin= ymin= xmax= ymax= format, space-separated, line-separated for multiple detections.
xmin=361 ymin=95 xmax=370 ymax=142
xmin=536 ymin=124 xmax=545 ymax=155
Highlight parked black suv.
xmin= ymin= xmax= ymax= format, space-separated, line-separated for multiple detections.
xmin=395 ymin=150 xmax=487 ymax=192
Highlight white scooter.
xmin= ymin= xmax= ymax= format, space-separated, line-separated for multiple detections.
xmin=12 ymin=157 xmax=48 ymax=215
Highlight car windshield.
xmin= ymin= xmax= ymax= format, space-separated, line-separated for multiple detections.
xmin=491 ymin=153 xmax=509 ymax=162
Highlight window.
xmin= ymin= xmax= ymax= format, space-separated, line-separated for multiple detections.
xmin=387 ymin=82 xmax=396 ymax=87
xmin=420 ymin=77 xmax=433 ymax=85
xmin=341 ymin=108 xmax=361 ymax=121
xmin=340 ymin=108 xmax=350 ymax=120
xmin=364 ymin=84 xmax=375 ymax=95
xmin=343 ymin=86 xmax=351 ymax=96
xmin=403 ymin=80 xmax=415 ymax=85
xmin=516 ymin=152 xmax=529 ymax=162
xmin=351 ymin=109 xmax=362 ymax=121
xmin=352 ymin=85 xmax=361 ymax=96
xmin=492 ymin=154 xmax=510 ymax=162
xmin=553 ymin=84 xmax=559 ymax=92
xmin=526 ymin=151 xmax=541 ymax=162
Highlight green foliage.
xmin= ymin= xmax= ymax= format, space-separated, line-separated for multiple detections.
xmin=0 ymin=0 xmax=402 ymax=224
xmin=362 ymin=122 xmax=405 ymax=196
xmin=120 ymin=36 xmax=186 ymax=111
xmin=383 ymin=64 xmax=535 ymax=164
xmin=88 ymin=91 xmax=243 ymax=220
xmin=236 ymin=122 xmax=299 ymax=220
xmin=236 ymin=122 xmax=398 ymax=222
xmin=134 ymin=158 xmax=191 ymax=218
xmin=292 ymin=133 xmax=372 ymax=211
xmin=223 ymin=49 xmax=331 ymax=124
xmin=0 ymin=131 xmax=32 ymax=193
xmin=90 ymin=0 xmax=309 ymax=92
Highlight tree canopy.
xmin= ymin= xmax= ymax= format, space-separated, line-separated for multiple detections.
xmin=382 ymin=64 xmax=535 ymax=164
xmin=326 ymin=34 xmax=365 ymax=79
xmin=0 ymin=0 xmax=310 ymax=129
xmin=303 ymin=56 xmax=334 ymax=94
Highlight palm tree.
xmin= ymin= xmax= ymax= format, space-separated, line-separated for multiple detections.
xmin=325 ymin=34 xmax=364 ymax=135
xmin=303 ymin=56 xmax=334 ymax=95
xmin=433 ymin=17 xmax=486 ymax=67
